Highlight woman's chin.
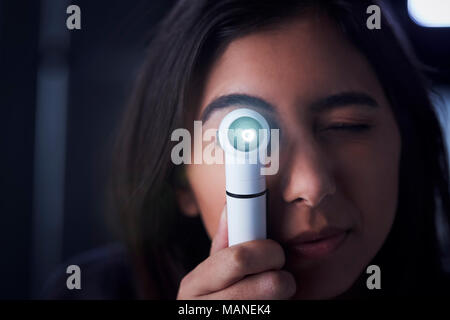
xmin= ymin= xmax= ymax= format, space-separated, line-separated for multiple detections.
xmin=286 ymin=259 xmax=362 ymax=299
xmin=289 ymin=274 xmax=356 ymax=300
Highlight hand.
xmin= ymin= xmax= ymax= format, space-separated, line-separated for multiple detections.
xmin=176 ymin=206 xmax=296 ymax=299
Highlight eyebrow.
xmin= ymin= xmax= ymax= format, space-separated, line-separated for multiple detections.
xmin=200 ymin=94 xmax=276 ymax=122
xmin=309 ymin=91 xmax=379 ymax=113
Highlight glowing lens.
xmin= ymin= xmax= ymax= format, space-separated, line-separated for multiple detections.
xmin=241 ymin=129 xmax=256 ymax=142
xmin=228 ymin=116 xmax=262 ymax=151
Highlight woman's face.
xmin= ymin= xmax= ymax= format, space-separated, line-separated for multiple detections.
xmin=183 ymin=15 xmax=401 ymax=299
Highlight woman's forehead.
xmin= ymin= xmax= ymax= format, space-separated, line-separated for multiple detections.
xmin=198 ymin=16 xmax=387 ymax=123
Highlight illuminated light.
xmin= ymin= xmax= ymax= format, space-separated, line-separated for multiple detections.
xmin=227 ymin=116 xmax=262 ymax=152
xmin=242 ymin=129 xmax=256 ymax=142
xmin=408 ymin=0 xmax=450 ymax=27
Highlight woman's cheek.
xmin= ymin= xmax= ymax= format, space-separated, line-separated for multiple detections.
xmin=364 ymin=128 xmax=401 ymax=255
xmin=333 ymin=127 xmax=400 ymax=258
xmin=186 ymin=163 xmax=226 ymax=239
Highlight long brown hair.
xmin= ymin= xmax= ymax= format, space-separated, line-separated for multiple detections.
xmin=110 ymin=0 xmax=450 ymax=298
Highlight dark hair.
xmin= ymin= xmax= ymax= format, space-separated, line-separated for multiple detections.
xmin=110 ymin=0 xmax=450 ymax=298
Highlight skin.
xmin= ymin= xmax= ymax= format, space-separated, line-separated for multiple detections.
xmin=176 ymin=14 xmax=401 ymax=299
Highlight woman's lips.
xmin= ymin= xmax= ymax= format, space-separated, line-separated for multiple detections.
xmin=285 ymin=228 xmax=349 ymax=259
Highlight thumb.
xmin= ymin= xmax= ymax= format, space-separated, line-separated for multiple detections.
xmin=210 ymin=205 xmax=228 ymax=255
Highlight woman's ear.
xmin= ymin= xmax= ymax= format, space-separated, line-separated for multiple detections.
xmin=176 ymin=188 xmax=200 ymax=217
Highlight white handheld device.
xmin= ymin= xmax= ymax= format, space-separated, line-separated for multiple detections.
xmin=217 ymin=108 xmax=270 ymax=246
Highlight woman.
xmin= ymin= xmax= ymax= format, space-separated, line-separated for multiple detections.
xmin=63 ymin=0 xmax=450 ymax=299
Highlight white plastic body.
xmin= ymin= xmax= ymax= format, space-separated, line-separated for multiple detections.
xmin=217 ymin=108 xmax=270 ymax=247
xmin=226 ymin=193 xmax=266 ymax=246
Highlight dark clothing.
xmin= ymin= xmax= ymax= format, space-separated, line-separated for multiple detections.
xmin=41 ymin=243 xmax=450 ymax=299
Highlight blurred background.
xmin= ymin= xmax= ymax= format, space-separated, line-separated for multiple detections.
xmin=0 ymin=0 xmax=449 ymax=299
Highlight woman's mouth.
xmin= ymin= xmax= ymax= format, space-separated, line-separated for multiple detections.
xmin=285 ymin=227 xmax=350 ymax=260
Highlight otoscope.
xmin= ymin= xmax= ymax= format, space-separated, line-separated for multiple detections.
xmin=217 ymin=108 xmax=271 ymax=246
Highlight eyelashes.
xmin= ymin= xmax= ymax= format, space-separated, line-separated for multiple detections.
xmin=323 ymin=123 xmax=372 ymax=132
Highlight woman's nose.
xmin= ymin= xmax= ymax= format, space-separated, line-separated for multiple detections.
xmin=280 ymin=136 xmax=336 ymax=208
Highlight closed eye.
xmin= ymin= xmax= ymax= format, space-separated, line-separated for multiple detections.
xmin=325 ymin=123 xmax=372 ymax=132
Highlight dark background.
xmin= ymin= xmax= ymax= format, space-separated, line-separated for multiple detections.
xmin=1 ymin=0 xmax=449 ymax=299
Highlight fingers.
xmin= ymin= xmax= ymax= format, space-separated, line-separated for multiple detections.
xmin=178 ymin=204 xmax=297 ymax=300
xmin=210 ymin=206 xmax=228 ymax=255
xmin=200 ymin=270 xmax=296 ymax=300
xmin=180 ymin=239 xmax=286 ymax=297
